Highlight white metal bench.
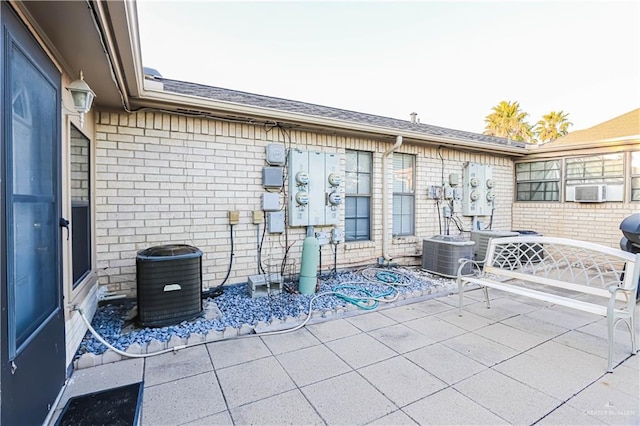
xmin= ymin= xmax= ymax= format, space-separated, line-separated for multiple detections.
xmin=457 ymin=236 xmax=639 ymax=372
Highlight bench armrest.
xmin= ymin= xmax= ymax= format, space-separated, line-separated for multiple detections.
xmin=457 ymin=258 xmax=485 ymax=277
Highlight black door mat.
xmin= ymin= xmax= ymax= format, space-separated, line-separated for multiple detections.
xmin=55 ymin=382 xmax=143 ymax=426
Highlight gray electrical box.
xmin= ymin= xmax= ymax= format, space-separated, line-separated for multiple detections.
xmin=267 ymin=211 xmax=285 ymax=233
xmin=266 ymin=143 xmax=286 ymax=166
xmin=261 ymin=192 xmax=280 ymax=211
xmin=262 ymin=166 xmax=283 ymax=188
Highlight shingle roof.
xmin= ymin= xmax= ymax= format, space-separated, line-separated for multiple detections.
xmin=547 ymin=108 xmax=640 ymax=145
xmin=160 ymin=78 xmax=523 ymax=148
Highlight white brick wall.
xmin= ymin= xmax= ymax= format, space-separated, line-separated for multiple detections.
xmin=95 ymin=111 xmax=516 ymax=296
xmin=512 ymin=202 xmax=635 ymax=248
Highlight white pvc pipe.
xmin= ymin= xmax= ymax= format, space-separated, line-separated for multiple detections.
xmin=381 ymin=135 xmax=403 ymax=261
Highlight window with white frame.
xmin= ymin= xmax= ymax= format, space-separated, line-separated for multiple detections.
xmin=565 ymin=154 xmax=624 ymax=185
xmin=631 ymin=152 xmax=640 ymax=201
xmin=393 ymin=153 xmax=415 ymax=236
xmin=515 ymin=160 xmax=561 ymax=201
xmin=345 ymin=150 xmax=372 ymax=241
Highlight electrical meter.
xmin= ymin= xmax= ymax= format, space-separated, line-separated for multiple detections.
xmin=328 ymin=192 xmax=342 ymax=206
xmin=470 ymin=190 xmax=480 ymax=201
xmin=486 ymin=178 xmax=495 ymax=189
xmin=295 ymin=191 xmax=309 ymax=205
xmin=328 ymin=173 xmax=341 ymax=187
xmin=470 ymin=177 xmax=479 ymax=187
xmin=486 ymin=191 xmax=495 ymax=201
xmin=296 ymin=171 xmax=309 ymax=186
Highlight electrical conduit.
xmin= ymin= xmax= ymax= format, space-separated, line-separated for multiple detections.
xmin=382 ymin=135 xmax=403 ymax=261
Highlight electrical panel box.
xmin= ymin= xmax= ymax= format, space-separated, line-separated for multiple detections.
xmin=261 ymin=192 xmax=280 ymax=211
xmin=266 ymin=143 xmax=286 ymax=166
xmin=267 ymin=211 xmax=285 ymax=233
xmin=288 ymin=149 xmax=342 ymax=227
xmin=449 ymin=173 xmax=460 ymax=186
xmin=462 ymin=163 xmax=494 ymax=216
xmin=316 ymin=231 xmax=330 ymax=246
xmin=262 ymin=166 xmax=283 ymax=188
xmin=331 ymin=228 xmax=344 ymax=244
xmin=289 ymin=149 xmax=310 ymax=226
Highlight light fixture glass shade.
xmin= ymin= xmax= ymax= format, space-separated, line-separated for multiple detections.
xmin=67 ymin=76 xmax=95 ymax=114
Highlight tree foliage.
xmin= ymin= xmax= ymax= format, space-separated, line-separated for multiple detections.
xmin=483 ymin=101 xmax=572 ymax=144
xmin=534 ymin=111 xmax=572 ymax=143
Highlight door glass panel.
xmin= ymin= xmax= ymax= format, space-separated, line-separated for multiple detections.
xmin=13 ymin=202 xmax=56 ymax=348
xmin=9 ymin=44 xmax=58 ymax=356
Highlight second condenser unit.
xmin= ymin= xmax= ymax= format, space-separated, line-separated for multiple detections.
xmin=422 ymin=235 xmax=475 ymax=278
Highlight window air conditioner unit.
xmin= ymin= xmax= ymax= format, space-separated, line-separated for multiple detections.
xmin=574 ymin=184 xmax=607 ymax=203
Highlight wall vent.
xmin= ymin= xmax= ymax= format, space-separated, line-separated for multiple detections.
xmin=574 ymin=184 xmax=607 ymax=203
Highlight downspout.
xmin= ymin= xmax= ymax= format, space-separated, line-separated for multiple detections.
xmin=382 ymin=135 xmax=403 ymax=261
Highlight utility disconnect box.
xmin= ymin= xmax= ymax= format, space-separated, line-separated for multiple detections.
xmin=288 ymin=149 xmax=342 ymax=227
xmin=462 ymin=163 xmax=494 ymax=216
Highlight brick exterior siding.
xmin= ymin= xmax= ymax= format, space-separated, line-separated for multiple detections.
xmin=95 ymin=111 xmax=513 ymax=296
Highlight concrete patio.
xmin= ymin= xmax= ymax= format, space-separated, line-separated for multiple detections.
xmin=51 ymin=288 xmax=639 ymax=425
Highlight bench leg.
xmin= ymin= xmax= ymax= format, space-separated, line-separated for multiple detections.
xmin=607 ymin=316 xmax=615 ymax=373
xmin=482 ymin=286 xmax=491 ymax=309
xmin=458 ymin=279 xmax=464 ymax=317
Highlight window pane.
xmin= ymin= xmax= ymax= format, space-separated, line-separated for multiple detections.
xmin=358 ymin=151 xmax=371 ymax=172
xmin=345 ymin=171 xmax=358 ymax=194
xmin=632 ymin=152 xmax=640 ymax=175
xmin=357 ymin=173 xmax=370 ymax=194
xmin=356 ymin=197 xmax=370 ymax=216
xmin=70 ymin=126 xmax=91 ymax=286
xmin=345 ymin=197 xmax=357 ymax=217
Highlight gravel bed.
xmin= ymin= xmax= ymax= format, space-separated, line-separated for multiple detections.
xmin=76 ymin=267 xmax=454 ymax=358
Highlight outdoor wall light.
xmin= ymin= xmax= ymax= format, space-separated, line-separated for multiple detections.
xmin=66 ymin=71 xmax=95 ymax=127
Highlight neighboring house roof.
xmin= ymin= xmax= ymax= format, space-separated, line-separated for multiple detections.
xmin=159 ymin=78 xmax=523 ymax=148
xmin=548 ymin=108 xmax=640 ymax=145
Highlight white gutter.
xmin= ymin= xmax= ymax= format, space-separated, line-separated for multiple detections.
xmin=382 ymin=135 xmax=403 ymax=261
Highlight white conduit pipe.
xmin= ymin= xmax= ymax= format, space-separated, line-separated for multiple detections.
xmin=381 ymin=135 xmax=403 ymax=261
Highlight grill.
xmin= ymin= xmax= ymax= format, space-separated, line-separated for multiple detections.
xmin=136 ymin=244 xmax=203 ymax=327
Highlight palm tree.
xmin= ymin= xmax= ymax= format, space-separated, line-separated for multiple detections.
xmin=534 ymin=111 xmax=572 ymax=144
xmin=484 ymin=101 xmax=534 ymax=143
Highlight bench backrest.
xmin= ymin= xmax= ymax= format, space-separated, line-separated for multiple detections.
xmin=483 ymin=236 xmax=640 ymax=300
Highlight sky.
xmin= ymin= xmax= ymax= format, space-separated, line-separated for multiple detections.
xmin=136 ymin=0 xmax=639 ymax=134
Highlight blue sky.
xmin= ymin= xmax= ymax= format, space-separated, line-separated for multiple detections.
xmin=137 ymin=1 xmax=639 ymax=134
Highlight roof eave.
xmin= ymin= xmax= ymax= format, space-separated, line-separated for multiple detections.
xmin=524 ymin=136 xmax=640 ymax=159
xmin=132 ymin=89 xmax=528 ymax=156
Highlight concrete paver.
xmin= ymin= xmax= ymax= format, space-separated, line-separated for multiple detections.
xmin=276 ymin=344 xmax=351 ymax=387
xmin=54 ymin=291 xmax=639 ymax=426
xmin=229 ymin=389 xmax=324 ymax=425
xmin=345 ymin=310 xmax=397 ymax=331
xmin=216 ymin=357 xmax=295 ymax=408
xmin=403 ymin=387 xmax=509 ymax=425
xmin=325 ymin=332 xmax=397 ymax=369
xmin=143 ymin=345 xmax=212 ymax=387
xmin=358 ymin=356 xmax=447 ymax=407
xmin=453 ymin=368 xmax=562 ymax=425
xmin=300 ymin=371 xmax=396 ymax=425
xmin=141 ymin=371 xmax=226 ymax=426
xmin=206 ymin=336 xmax=271 ymax=369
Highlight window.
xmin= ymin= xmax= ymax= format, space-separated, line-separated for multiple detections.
xmin=631 ymin=152 xmax=640 ymax=201
xmin=515 ymin=160 xmax=561 ymax=201
xmin=566 ymin=154 xmax=624 ymax=185
xmin=393 ymin=153 xmax=415 ymax=236
xmin=70 ymin=125 xmax=91 ymax=286
xmin=345 ymin=150 xmax=371 ymax=241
